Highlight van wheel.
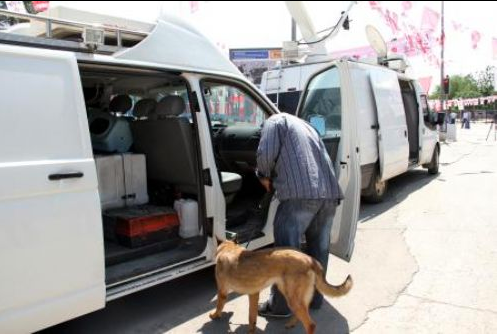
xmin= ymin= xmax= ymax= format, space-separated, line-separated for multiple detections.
xmin=427 ymin=146 xmax=440 ymax=175
xmin=362 ymin=167 xmax=387 ymax=203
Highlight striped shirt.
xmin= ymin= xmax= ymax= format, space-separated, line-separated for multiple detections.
xmin=256 ymin=113 xmax=343 ymax=201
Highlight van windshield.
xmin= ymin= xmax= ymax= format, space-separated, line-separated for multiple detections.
xmin=202 ymin=82 xmax=266 ymax=127
xmin=300 ymin=67 xmax=341 ymax=138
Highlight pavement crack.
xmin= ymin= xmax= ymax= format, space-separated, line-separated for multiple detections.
xmin=405 ymin=293 xmax=497 ymax=316
xmin=440 ymin=145 xmax=478 ymax=166
xmin=351 ymin=194 xmax=420 ymax=332
xmin=457 ymin=170 xmax=495 ymax=176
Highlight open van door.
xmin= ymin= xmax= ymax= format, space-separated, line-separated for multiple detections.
xmin=370 ymin=70 xmax=409 ymax=180
xmin=0 ymin=45 xmax=105 ymax=333
xmin=298 ymin=64 xmax=361 ymax=261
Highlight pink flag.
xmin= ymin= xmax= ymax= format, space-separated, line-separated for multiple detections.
xmin=385 ymin=9 xmax=400 ymax=35
xmin=418 ymin=77 xmax=432 ymax=94
xmin=471 ymin=31 xmax=481 ymax=49
xmin=452 ymin=21 xmax=462 ymax=32
xmin=420 ymin=7 xmax=440 ymax=32
xmin=190 ymin=1 xmax=199 ymax=13
xmin=32 ymin=1 xmax=49 ymax=12
xmin=401 ymin=1 xmax=412 ymax=13
xmin=369 ymin=1 xmax=381 ymax=10
xmin=493 ymin=38 xmax=497 ymax=60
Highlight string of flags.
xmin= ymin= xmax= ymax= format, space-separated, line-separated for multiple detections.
xmin=368 ymin=1 xmax=496 ymax=63
xmin=429 ymin=95 xmax=497 ymax=111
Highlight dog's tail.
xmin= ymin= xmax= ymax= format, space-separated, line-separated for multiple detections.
xmin=312 ymin=260 xmax=353 ymax=297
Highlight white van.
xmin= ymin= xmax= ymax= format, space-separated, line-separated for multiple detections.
xmin=0 ymin=8 xmax=361 ymax=333
xmin=261 ymin=58 xmax=441 ymax=202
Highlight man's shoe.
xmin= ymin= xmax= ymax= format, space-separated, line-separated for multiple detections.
xmin=258 ymin=301 xmax=292 ymax=318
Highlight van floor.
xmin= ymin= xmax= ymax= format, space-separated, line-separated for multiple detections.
xmin=105 ymin=236 xmax=205 ymax=285
xmin=226 ymin=197 xmax=266 ymax=243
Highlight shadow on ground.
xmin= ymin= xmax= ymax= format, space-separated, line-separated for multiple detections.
xmin=39 ymin=267 xmax=222 ymax=334
xmin=359 ymin=169 xmax=438 ymax=225
xmin=197 ymin=299 xmax=349 ymax=334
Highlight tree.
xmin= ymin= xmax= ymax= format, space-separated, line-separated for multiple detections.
xmin=476 ymin=66 xmax=495 ymax=97
xmin=430 ymin=67 xmax=496 ymax=100
xmin=430 ymin=74 xmax=480 ymax=99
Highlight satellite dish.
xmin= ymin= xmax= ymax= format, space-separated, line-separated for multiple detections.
xmin=366 ymin=25 xmax=388 ymax=58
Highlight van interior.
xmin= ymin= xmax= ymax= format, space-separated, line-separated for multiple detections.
xmin=399 ymin=80 xmax=420 ymax=165
xmin=80 ymin=64 xmax=268 ymax=285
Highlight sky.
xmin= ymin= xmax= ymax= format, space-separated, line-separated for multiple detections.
xmin=51 ymin=1 xmax=496 ymax=92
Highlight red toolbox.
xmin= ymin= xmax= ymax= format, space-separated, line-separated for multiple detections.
xmin=104 ymin=205 xmax=179 ymax=248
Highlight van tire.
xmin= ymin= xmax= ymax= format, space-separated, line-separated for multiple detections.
xmin=427 ymin=146 xmax=440 ymax=175
xmin=362 ymin=166 xmax=387 ymax=203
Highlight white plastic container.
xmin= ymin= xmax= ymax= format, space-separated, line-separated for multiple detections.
xmin=95 ymin=154 xmax=149 ymax=210
xmin=174 ymin=199 xmax=199 ymax=238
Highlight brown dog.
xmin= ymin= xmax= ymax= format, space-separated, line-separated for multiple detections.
xmin=209 ymin=240 xmax=352 ymax=334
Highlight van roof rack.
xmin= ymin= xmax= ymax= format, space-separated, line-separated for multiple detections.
xmin=0 ymin=8 xmax=150 ymax=55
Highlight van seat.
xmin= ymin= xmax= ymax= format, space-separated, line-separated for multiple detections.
xmin=221 ymin=172 xmax=242 ymax=204
xmin=109 ymin=94 xmax=133 ymax=115
xmin=132 ymin=96 xmax=242 ymax=203
xmin=133 ymin=98 xmax=157 ymax=120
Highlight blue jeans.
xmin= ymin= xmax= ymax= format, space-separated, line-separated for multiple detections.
xmin=268 ymin=199 xmax=336 ymax=313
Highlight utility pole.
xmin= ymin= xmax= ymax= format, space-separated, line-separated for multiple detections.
xmin=440 ymin=1 xmax=446 ymax=132
xmin=291 ymin=18 xmax=297 ymax=42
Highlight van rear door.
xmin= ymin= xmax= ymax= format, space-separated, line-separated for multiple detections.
xmin=370 ymin=69 xmax=409 ymax=180
xmin=0 ymin=45 xmax=105 ymax=333
xmin=298 ymin=63 xmax=361 ymax=261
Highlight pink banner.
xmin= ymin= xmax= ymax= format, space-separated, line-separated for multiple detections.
xmin=32 ymin=1 xmax=49 ymax=12
xmin=471 ymin=31 xmax=481 ymax=49
xmin=418 ymin=77 xmax=433 ymax=94
xmin=330 ymin=45 xmax=376 ymax=59
xmin=420 ymin=7 xmax=440 ymax=32
xmin=493 ymin=38 xmax=497 ymax=60
xmin=190 ymin=1 xmax=199 ymax=13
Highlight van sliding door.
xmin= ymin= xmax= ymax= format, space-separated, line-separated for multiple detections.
xmin=370 ymin=70 xmax=409 ymax=180
xmin=0 ymin=45 xmax=105 ymax=333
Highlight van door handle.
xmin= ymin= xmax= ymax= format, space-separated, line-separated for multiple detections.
xmin=404 ymin=130 xmax=408 ymax=137
xmin=48 ymin=172 xmax=84 ymax=181
xmin=340 ymin=161 xmax=347 ymax=165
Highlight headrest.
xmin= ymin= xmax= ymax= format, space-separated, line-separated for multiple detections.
xmin=134 ymin=99 xmax=157 ymax=118
xmin=156 ymin=95 xmax=186 ymax=117
xmin=109 ymin=95 xmax=133 ymax=113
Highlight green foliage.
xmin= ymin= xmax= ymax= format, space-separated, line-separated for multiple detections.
xmin=430 ymin=66 xmax=495 ymax=100
xmin=476 ymin=66 xmax=495 ymax=97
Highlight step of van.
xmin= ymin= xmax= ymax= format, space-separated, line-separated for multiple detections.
xmin=226 ymin=214 xmax=266 ymax=244
xmin=105 ymin=236 xmax=206 ymax=285
xmin=105 ymin=238 xmax=181 ymax=266
xmin=106 ymin=256 xmax=211 ymax=301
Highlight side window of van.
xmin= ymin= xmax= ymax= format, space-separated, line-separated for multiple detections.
xmin=202 ymin=82 xmax=266 ymax=127
xmin=300 ymin=67 xmax=341 ymax=138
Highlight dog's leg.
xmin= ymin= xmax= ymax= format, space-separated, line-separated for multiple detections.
xmin=284 ymin=275 xmax=316 ymax=334
xmin=248 ymin=292 xmax=259 ymax=334
xmin=209 ymin=288 xmax=228 ymax=320
xmin=286 ymin=302 xmax=315 ymax=334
